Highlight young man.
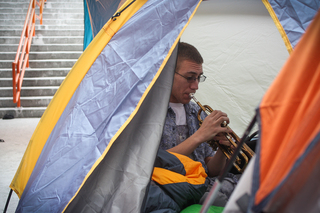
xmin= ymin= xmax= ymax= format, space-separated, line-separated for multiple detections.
xmin=159 ymin=42 xmax=232 ymax=178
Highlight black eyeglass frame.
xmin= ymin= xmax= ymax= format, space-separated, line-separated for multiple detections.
xmin=175 ymin=72 xmax=206 ymax=83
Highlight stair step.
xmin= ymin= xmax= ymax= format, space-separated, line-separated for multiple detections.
xmin=30 ymin=59 xmax=78 ymax=68
xmin=31 ymin=44 xmax=84 ymax=51
xmin=0 ymin=36 xmax=83 ymax=46
xmin=0 ymin=29 xmax=84 ymax=36
xmin=0 ymin=59 xmax=78 ymax=68
xmin=32 ymin=36 xmax=84 ymax=45
xmin=0 ymin=0 xmax=29 ymax=1
xmin=1 ymin=24 xmax=84 ymax=30
xmin=0 ymin=2 xmax=83 ymax=8
xmin=44 ymin=2 xmax=83 ymax=8
xmin=0 ymin=77 xmax=65 ymax=86
xmin=30 ymin=51 xmax=82 ymax=60
xmin=0 ymin=13 xmax=83 ymax=20
xmin=0 ymin=107 xmax=47 ymax=118
xmin=0 ymin=2 xmax=29 ymax=7
xmin=0 ymin=86 xmax=59 ymax=97
xmin=0 ymin=0 xmax=81 ymax=2
xmin=0 ymin=7 xmax=84 ymax=14
xmin=0 ymin=36 xmax=21 ymax=44
xmin=0 ymin=68 xmax=71 ymax=78
xmin=0 ymin=52 xmax=82 ymax=60
xmin=0 ymin=44 xmax=83 ymax=52
xmin=0 ymin=96 xmax=52 ymax=107
xmin=35 ymin=24 xmax=84 ymax=30
xmin=1 ymin=19 xmax=83 ymax=26
xmin=0 ymin=44 xmax=18 ymax=52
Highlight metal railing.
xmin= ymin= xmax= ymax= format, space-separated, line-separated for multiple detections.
xmin=12 ymin=0 xmax=46 ymax=107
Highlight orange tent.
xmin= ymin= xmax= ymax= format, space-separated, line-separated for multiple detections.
xmin=252 ymin=9 xmax=320 ymax=212
xmin=222 ymin=9 xmax=320 ymax=213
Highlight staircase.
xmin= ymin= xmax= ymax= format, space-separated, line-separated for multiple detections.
xmin=0 ymin=0 xmax=84 ymax=118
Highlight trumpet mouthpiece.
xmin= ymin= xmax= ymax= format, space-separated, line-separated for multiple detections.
xmin=189 ymin=93 xmax=195 ymax=98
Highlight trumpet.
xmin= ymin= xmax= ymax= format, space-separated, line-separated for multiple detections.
xmin=190 ymin=94 xmax=254 ymax=173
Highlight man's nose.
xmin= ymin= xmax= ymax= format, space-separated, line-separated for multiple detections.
xmin=190 ymin=80 xmax=199 ymax=90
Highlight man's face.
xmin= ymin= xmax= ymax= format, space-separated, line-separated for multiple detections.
xmin=170 ymin=60 xmax=203 ymax=104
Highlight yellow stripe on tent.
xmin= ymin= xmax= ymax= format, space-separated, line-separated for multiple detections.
xmin=261 ymin=0 xmax=293 ymax=54
xmin=10 ymin=0 xmax=148 ymax=198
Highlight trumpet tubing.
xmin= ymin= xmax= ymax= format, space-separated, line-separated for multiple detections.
xmin=190 ymin=94 xmax=254 ymax=173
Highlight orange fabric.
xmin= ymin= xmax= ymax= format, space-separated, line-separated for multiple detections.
xmin=255 ymin=10 xmax=320 ymax=205
xmin=152 ymin=152 xmax=207 ymax=185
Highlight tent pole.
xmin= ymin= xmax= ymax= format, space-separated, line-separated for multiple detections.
xmin=3 ymin=189 xmax=13 ymax=213
xmin=200 ymin=114 xmax=257 ymax=213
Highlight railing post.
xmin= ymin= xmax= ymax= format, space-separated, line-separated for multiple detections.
xmin=18 ymin=96 xmax=21 ymax=107
xmin=26 ymin=24 xmax=29 ymax=37
xmin=32 ymin=0 xmax=35 ymax=13
xmin=32 ymin=0 xmax=36 ymax=36
xmin=40 ymin=0 xmax=43 ymax=25
xmin=12 ymin=63 xmax=16 ymax=104
xmin=17 ymin=59 xmax=20 ymax=74
xmin=26 ymin=40 xmax=30 ymax=68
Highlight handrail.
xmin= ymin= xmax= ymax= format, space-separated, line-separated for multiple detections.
xmin=12 ymin=0 xmax=46 ymax=107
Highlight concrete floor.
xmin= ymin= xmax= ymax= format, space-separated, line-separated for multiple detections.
xmin=0 ymin=118 xmax=40 ymax=213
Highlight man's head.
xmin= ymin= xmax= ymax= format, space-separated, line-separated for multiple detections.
xmin=176 ymin=42 xmax=203 ymax=72
xmin=170 ymin=42 xmax=204 ymax=104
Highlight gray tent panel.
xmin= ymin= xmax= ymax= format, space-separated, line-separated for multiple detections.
xmin=64 ymin=44 xmax=178 ymax=213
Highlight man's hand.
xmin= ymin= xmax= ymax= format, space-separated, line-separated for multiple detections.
xmin=196 ymin=110 xmax=232 ymax=143
xmin=167 ymin=110 xmax=232 ymax=160
xmin=213 ymin=132 xmax=235 ymax=148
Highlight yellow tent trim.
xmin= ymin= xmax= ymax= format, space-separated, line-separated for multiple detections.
xmin=262 ymin=0 xmax=293 ymax=54
xmin=62 ymin=0 xmax=203 ymax=211
xmin=10 ymin=0 xmax=147 ymax=198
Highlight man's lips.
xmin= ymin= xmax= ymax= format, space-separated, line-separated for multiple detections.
xmin=186 ymin=92 xmax=195 ymax=98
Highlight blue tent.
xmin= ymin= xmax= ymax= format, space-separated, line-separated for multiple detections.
xmin=9 ymin=0 xmax=320 ymax=212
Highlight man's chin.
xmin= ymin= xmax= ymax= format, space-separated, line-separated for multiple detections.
xmin=181 ymin=97 xmax=191 ymax=104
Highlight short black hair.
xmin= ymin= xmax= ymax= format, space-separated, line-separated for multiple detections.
xmin=176 ymin=42 xmax=203 ymax=72
xmin=177 ymin=42 xmax=203 ymax=64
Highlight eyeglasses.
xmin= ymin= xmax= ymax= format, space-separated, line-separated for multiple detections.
xmin=175 ymin=72 xmax=206 ymax=83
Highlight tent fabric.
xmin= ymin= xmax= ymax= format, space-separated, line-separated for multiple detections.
xmin=63 ymin=43 xmax=179 ymax=213
xmin=10 ymin=0 xmax=148 ymax=199
xmin=143 ymin=150 xmax=209 ymax=213
xmin=180 ymin=0 xmax=289 ymax=136
xmin=81 ymin=0 xmax=316 ymax=136
xmin=83 ymin=0 xmax=124 ymax=50
xmin=12 ymin=0 xmax=202 ymax=212
xmin=83 ymin=1 xmax=320 ymax=53
xmin=83 ymin=0 xmax=93 ymax=50
xmin=262 ymin=0 xmax=320 ymax=53
xmin=250 ymin=9 xmax=320 ymax=212
xmin=86 ymin=0 xmax=120 ymax=36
